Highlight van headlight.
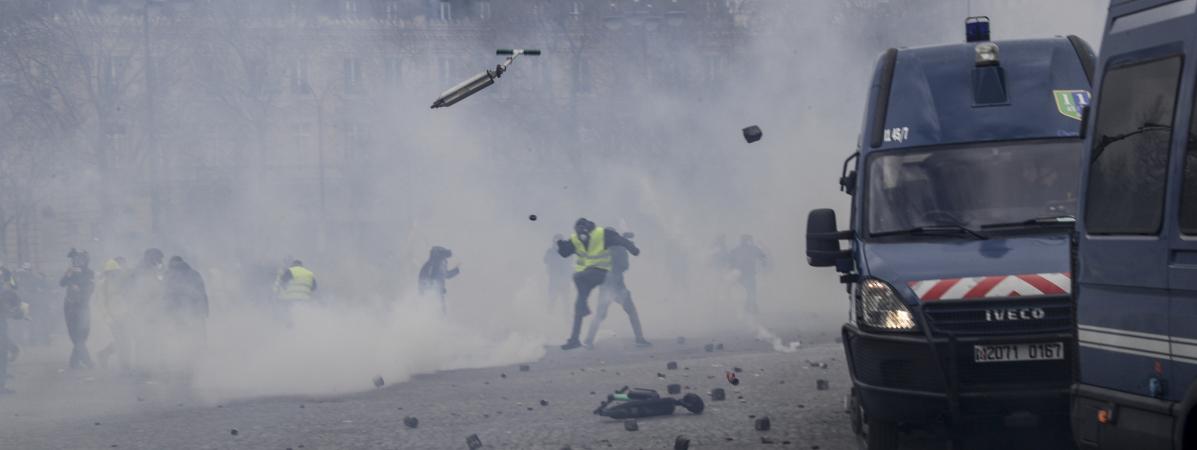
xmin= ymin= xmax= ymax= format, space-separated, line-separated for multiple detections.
xmin=857 ymin=279 xmax=918 ymax=331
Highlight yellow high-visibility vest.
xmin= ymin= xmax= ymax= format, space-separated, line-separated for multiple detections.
xmin=281 ymin=266 xmax=315 ymax=301
xmin=570 ymin=228 xmax=611 ymax=272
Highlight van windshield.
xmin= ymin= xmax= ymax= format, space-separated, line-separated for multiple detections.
xmin=866 ymin=141 xmax=1081 ymax=237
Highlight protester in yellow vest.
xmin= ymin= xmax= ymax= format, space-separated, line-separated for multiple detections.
xmin=277 ymin=260 xmax=317 ymax=301
xmin=555 ymin=218 xmax=640 ymax=350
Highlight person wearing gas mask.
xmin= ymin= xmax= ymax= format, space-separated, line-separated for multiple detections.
xmin=59 ymin=249 xmax=95 ymax=369
xmin=556 ymin=218 xmax=641 ymax=351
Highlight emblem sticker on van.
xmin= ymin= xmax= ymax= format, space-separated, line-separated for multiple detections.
xmin=1053 ymin=90 xmax=1091 ymax=120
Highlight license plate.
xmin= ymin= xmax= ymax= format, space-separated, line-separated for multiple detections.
xmin=973 ymin=342 xmax=1064 ymax=363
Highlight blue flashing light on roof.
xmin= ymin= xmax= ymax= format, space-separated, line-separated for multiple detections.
xmin=966 ymin=16 xmax=990 ymax=42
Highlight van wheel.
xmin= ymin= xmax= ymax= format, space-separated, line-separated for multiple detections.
xmin=866 ymin=416 xmax=900 ymax=450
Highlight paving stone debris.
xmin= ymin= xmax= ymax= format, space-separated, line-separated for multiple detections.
xmin=539 ymin=400 xmax=549 ymax=406
xmin=403 ymin=417 xmax=419 ymax=428
xmin=667 ymin=384 xmax=681 ymax=395
xmin=755 ymin=416 xmax=772 ymax=431
xmin=624 ymin=419 xmax=639 ymax=431
xmin=667 ymin=361 xmax=678 ymax=370
xmin=230 ymin=429 xmax=239 ymax=436
xmin=373 ymin=376 xmax=385 ymax=388
xmin=467 ymin=434 xmax=483 ymax=450
xmin=711 ymin=388 xmax=726 ymax=401
xmin=743 ymin=125 xmax=763 ymax=143
xmin=817 ymin=379 xmax=830 ymax=390
xmin=674 ymin=435 xmax=691 ymax=450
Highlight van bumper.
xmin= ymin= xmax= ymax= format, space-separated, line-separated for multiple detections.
xmin=1071 ymin=383 xmax=1174 ymax=450
xmin=844 ymin=324 xmax=1072 ymax=426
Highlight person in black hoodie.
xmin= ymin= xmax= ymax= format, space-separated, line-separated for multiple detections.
xmin=418 ymin=246 xmax=459 ymax=315
xmin=59 ymin=249 xmax=95 ymax=369
xmin=164 ymin=256 xmax=208 ymax=374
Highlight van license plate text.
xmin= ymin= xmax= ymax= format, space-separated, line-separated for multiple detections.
xmin=973 ymin=342 xmax=1064 ymax=363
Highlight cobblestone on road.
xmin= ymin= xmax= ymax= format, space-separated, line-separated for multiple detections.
xmin=0 ymin=336 xmax=857 ymax=449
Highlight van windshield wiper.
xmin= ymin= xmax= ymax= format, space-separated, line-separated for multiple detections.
xmin=1094 ymin=122 xmax=1170 ymax=159
xmin=871 ymin=225 xmax=987 ymax=240
xmin=979 ymin=215 xmax=1076 ymax=230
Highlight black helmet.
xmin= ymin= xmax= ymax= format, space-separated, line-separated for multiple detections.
xmin=574 ymin=218 xmax=595 ymax=235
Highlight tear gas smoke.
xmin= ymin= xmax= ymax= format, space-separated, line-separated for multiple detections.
xmin=0 ymin=0 xmax=1107 ymax=412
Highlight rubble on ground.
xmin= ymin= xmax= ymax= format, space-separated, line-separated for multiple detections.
xmin=755 ymin=416 xmax=771 ymax=431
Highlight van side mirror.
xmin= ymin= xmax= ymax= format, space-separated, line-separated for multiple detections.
xmin=806 ymin=209 xmax=853 ymax=268
xmin=839 ymin=171 xmax=857 ymax=195
xmin=839 ymin=153 xmax=859 ymax=196
xmin=1079 ymin=105 xmax=1091 ymax=139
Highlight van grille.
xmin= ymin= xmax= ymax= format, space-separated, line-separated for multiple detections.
xmin=922 ymin=297 xmax=1072 ymax=336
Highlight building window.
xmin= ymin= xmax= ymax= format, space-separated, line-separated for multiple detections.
xmin=245 ymin=57 xmax=267 ymax=95
xmin=290 ymin=58 xmax=311 ymax=94
xmin=437 ymin=57 xmax=454 ymax=85
xmin=385 ymin=1 xmax=400 ymax=21
xmin=439 ymin=1 xmax=451 ymax=21
xmin=1085 ymin=55 xmax=1182 ymax=235
xmin=343 ymin=57 xmax=363 ymax=94
xmin=384 ymin=57 xmax=402 ymax=88
xmin=99 ymin=55 xmax=127 ymax=98
xmin=478 ymin=0 xmax=491 ymax=19
xmin=343 ymin=121 xmax=369 ymax=161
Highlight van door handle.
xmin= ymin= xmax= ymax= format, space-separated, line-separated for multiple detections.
xmin=1170 ymin=250 xmax=1197 ymax=267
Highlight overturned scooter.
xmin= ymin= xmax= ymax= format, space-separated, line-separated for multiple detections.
xmin=593 ymin=386 xmax=705 ymax=419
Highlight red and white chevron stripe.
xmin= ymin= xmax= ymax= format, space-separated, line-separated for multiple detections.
xmin=907 ymin=273 xmax=1071 ymax=302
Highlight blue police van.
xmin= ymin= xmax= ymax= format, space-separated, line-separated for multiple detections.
xmin=1071 ymin=1 xmax=1197 ymax=449
xmin=805 ymin=18 xmax=1094 ymax=449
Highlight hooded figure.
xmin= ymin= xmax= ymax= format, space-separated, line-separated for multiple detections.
xmin=418 ymin=246 xmax=459 ymax=314
xmin=728 ymin=234 xmax=768 ymax=314
xmin=59 ymin=249 xmax=95 ymax=369
xmin=165 ymin=256 xmax=209 ymax=322
xmin=164 ymin=256 xmax=208 ymax=373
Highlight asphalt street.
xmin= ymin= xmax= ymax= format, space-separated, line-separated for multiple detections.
xmin=0 ymin=333 xmax=860 ymax=450
xmin=0 ymin=331 xmax=1080 ymax=450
